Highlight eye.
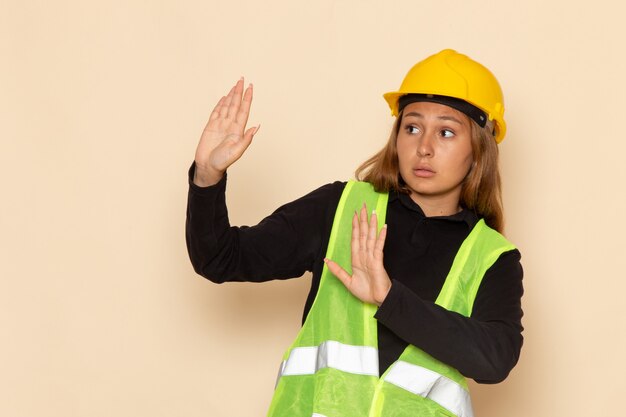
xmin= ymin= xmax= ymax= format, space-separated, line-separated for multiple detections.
xmin=404 ymin=125 xmax=421 ymax=135
xmin=440 ymin=129 xmax=455 ymax=138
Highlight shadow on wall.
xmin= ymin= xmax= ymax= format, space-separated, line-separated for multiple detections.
xmin=190 ymin=271 xmax=313 ymax=342
xmin=469 ymin=370 xmax=527 ymax=416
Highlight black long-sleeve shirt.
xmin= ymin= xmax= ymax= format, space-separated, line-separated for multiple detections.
xmin=186 ymin=165 xmax=524 ymax=383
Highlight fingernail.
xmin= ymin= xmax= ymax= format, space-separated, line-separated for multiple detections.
xmin=372 ymin=209 xmax=376 ymax=215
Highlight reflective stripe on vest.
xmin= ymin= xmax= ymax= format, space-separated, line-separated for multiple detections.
xmin=279 ymin=340 xmax=379 ymax=377
xmin=384 ymin=361 xmax=474 ymax=417
xmin=277 ymin=340 xmax=472 ymax=417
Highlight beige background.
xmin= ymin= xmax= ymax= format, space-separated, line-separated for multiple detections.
xmin=2 ymin=0 xmax=625 ymax=416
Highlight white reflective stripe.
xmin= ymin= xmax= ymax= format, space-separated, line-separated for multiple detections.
xmin=311 ymin=414 xmax=327 ymax=417
xmin=279 ymin=340 xmax=379 ymax=377
xmin=384 ymin=361 xmax=474 ymax=417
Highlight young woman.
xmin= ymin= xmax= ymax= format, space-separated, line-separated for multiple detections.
xmin=186 ymin=49 xmax=523 ymax=417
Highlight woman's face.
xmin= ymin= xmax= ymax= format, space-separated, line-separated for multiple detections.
xmin=396 ymin=101 xmax=474 ymax=212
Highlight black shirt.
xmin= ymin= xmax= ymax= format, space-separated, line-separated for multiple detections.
xmin=186 ymin=165 xmax=524 ymax=383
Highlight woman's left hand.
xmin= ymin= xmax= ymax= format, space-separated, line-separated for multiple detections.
xmin=324 ymin=204 xmax=391 ymax=306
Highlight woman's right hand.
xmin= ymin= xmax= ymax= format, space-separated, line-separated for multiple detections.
xmin=193 ymin=78 xmax=260 ymax=187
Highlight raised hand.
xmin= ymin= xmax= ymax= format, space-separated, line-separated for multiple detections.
xmin=194 ymin=78 xmax=260 ymax=187
xmin=324 ymin=204 xmax=391 ymax=306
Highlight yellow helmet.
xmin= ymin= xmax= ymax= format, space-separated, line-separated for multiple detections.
xmin=383 ymin=49 xmax=507 ymax=143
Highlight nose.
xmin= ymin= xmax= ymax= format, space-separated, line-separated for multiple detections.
xmin=417 ymin=132 xmax=434 ymax=157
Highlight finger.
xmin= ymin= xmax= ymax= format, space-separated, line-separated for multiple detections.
xmin=207 ymin=96 xmax=226 ymax=124
xmin=226 ymin=78 xmax=244 ymax=120
xmin=350 ymin=211 xmax=360 ymax=263
xmin=373 ymin=224 xmax=387 ymax=261
xmin=359 ymin=203 xmax=368 ymax=252
xmin=235 ymin=83 xmax=253 ymax=128
xmin=218 ymin=85 xmax=236 ymax=119
xmin=367 ymin=209 xmax=378 ymax=252
xmin=324 ymin=258 xmax=352 ymax=288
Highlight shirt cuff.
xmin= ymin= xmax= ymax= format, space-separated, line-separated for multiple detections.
xmin=375 ymin=279 xmax=403 ymax=322
xmin=188 ymin=162 xmax=227 ymax=196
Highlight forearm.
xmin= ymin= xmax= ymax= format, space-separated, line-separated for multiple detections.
xmin=375 ymin=251 xmax=524 ymax=383
xmin=186 ymin=164 xmax=238 ymax=282
xmin=186 ymin=163 xmax=345 ymax=283
xmin=186 ymin=165 xmax=293 ymax=282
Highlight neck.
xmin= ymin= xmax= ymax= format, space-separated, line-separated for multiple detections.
xmin=409 ymin=191 xmax=462 ymax=217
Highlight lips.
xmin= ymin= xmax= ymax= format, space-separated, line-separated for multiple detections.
xmin=413 ymin=165 xmax=435 ymax=178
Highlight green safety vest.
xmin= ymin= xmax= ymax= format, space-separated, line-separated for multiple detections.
xmin=267 ymin=181 xmax=516 ymax=417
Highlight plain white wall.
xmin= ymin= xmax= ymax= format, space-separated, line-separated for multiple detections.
xmin=2 ymin=0 xmax=625 ymax=416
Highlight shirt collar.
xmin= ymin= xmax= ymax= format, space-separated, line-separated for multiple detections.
xmin=389 ymin=190 xmax=478 ymax=229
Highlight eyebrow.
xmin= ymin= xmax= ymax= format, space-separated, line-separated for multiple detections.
xmin=403 ymin=111 xmax=464 ymax=125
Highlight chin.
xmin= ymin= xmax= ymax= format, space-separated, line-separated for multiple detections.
xmin=409 ymin=183 xmax=463 ymax=200
xmin=404 ymin=180 xmax=438 ymax=195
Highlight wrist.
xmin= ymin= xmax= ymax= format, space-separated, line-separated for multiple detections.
xmin=375 ymin=281 xmax=392 ymax=306
xmin=193 ymin=164 xmax=224 ymax=187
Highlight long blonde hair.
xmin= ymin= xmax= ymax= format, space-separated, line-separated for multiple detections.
xmin=355 ymin=112 xmax=504 ymax=232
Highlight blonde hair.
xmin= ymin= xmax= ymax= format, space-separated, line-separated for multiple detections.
xmin=355 ymin=113 xmax=504 ymax=232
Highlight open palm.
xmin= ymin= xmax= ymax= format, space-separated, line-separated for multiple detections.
xmin=194 ymin=78 xmax=259 ymax=186
xmin=324 ymin=205 xmax=391 ymax=306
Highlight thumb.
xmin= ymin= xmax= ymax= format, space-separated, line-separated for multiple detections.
xmin=243 ymin=124 xmax=260 ymax=143
xmin=324 ymin=258 xmax=352 ymax=288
